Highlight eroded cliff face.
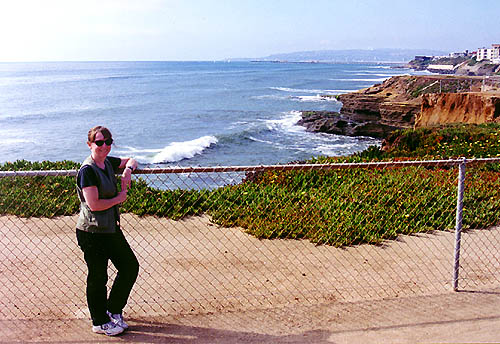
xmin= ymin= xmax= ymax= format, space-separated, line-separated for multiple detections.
xmin=299 ymin=75 xmax=497 ymax=138
xmin=336 ymin=75 xmax=485 ymax=131
xmin=336 ymin=76 xmax=422 ymax=129
xmin=416 ymin=93 xmax=500 ymax=127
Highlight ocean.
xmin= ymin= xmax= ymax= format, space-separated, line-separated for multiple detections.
xmin=0 ymin=61 xmax=425 ymax=167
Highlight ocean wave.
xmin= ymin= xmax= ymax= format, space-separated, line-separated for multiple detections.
xmin=227 ymin=120 xmax=251 ymax=128
xmin=290 ymin=95 xmax=339 ymax=103
xmin=351 ymin=72 xmax=401 ymax=77
xmin=312 ymin=142 xmax=359 ymax=156
xmin=270 ymin=87 xmax=334 ymax=94
xmin=220 ymin=111 xmax=305 ymax=148
xmin=0 ymin=75 xmax=93 ymax=87
xmin=115 ymin=135 xmax=218 ymax=164
xmin=0 ymin=73 xmax=148 ymax=87
xmin=290 ymin=132 xmax=380 ymax=157
xmin=323 ymin=89 xmax=356 ymax=94
xmin=0 ymin=103 xmax=138 ymax=123
xmin=151 ymin=135 xmax=218 ymax=164
xmin=264 ymin=111 xmax=304 ymax=133
xmin=252 ymin=93 xmax=342 ymax=102
xmin=0 ymin=110 xmax=75 ymax=123
xmin=367 ymin=65 xmax=392 ymax=69
xmin=248 ymin=118 xmax=380 ymax=158
xmin=250 ymin=94 xmax=290 ymax=101
xmin=0 ymin=138 xmax=36 ymax=145
xmin=269 ymin=87 xmax=348 ymax=96
xmin=330 ymin=77 xmax=390 ymax=82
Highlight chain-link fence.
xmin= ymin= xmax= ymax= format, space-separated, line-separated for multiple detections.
xmin=1 ymin=159 xmax=499 ymax=321
xmin=481 ymin=75 xmax=500 ymax=93
xmin=410 ymin=75 xmax=500 ymax=94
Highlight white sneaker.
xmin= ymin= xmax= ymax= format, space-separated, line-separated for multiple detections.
xmin=107 ymin=311 xmax=129 ymax=329
xmin=92 ymin=321 xmax=124 ymax=336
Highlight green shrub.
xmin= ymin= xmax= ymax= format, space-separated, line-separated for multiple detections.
xmin=2 ymin=124 xmax=500 ymax=246
xmin=0 ymin=161 xmax=210 ymax=220
xmin=207 ymin=166 xmax=500 ymax=245
xmin=381 ymin=123 xmax=500 ymax=160
xmin=0 ymin=162 xmax=79 ymax=217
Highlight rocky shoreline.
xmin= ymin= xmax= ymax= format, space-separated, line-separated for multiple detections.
xmin=298 ymin=75 xmax=500 ymax=138
xmin=297 ymin=111 xmax=401 ymax=138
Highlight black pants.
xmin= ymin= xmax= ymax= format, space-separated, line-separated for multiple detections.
xmin=76 ymin=228 xmax=139 ymax=326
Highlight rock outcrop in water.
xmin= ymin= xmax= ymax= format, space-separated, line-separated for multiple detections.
xmin=297 ymin=111 xmax=401 ymax=138
xmin=299 ymin=75 xmax=498 ymax=138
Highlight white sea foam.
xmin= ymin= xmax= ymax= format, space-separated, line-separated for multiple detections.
xmin=312 ymin=143 xmax=358 ymax=156
xmin=367 ymin=65 xmax=392 ymax=69
xmin=331 ymin=77 xmax=390 ymax=82
xmin=248 ymin=136 xmax=280 ymax=146
xmin=151 ymin=136 xmax=218 ymax=163
xmin=0 ymin=74 xmax=125 ymax=87
xmin=352 ymin=72 xmax=400 ymax=77
xmin=270 ymin=87 xmax=347 ymax=97
xmin=247 ymin=110 xmax=382 ymax=159
xmin=227 ymin=120 xmax=251 ymax=130
xmin=270 ymin=87 xmax=329 ymax=94
xmin=265 ymin=111 xmax=304 ymax=133
xmin=254 ymin=89 xmax=349 ymax=101
xmin=0 ymin=138 xmax=35 ymax=145
xmin=250 ymin=94 xmax=289 ymax=100
xmin=115 ymin=135 xmax=218 ymax=164
xmin=324 ymin=89 xmax=356 ymax=94
xmin=292 ymin=95 xmax=339 ymax=103
xmin=114 ymin=145 xmax=161 ymax=162
xmin=117 ymin=145 xmax=161 ymax=154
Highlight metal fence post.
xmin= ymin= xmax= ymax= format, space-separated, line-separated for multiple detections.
xmin=452 ymin=158 xmax=466 ymax=291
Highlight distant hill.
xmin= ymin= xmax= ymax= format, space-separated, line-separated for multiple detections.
xmin=232 ymin=49 xmax=449 ymax=63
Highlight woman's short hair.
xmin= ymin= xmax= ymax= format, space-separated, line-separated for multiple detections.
xmin=87 ymin=126 xmax=112 ymax=143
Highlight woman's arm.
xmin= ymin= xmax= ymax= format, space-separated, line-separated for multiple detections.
xmin=82 ymin=186 xmax=127 ymax=212
xmin=119 ymin=157 xmax=138 ymax=171
xmin=119 ymin=158 xmax=138 ymax=191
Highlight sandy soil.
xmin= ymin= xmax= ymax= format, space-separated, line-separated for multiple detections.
xmin=0 ymin=213 xmax=499 ymax=343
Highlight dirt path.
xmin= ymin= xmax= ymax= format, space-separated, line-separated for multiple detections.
xmin=2 ymin=287 xmax=499 ymax=343
xmin=1 ymin=214 xmax=499 ymax=342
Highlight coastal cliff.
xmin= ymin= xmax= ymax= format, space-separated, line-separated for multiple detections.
xmin=299 ymin=75 xmax=497 ymax=138
xmin=416 ymin=93 xmax=500 ymax=127
xmin=336 ymin=76 xmax=422 ymax=128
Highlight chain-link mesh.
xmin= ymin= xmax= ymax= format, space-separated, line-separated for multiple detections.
xmin=409 ymin=75 xmax=500 ymax=94
xmin=482 ymin=75 xmax=500 ymax=93
xmin=1 ymin=159 xmax=499 ymax=320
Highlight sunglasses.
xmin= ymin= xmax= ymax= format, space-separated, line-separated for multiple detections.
xmin=93 ymin=138 xmax=113 ymax=147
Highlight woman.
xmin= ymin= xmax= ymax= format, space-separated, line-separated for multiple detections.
xmin=76 ymin=126 xmax=139 ymax=336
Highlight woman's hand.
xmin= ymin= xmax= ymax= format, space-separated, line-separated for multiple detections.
xmin=121 ymin=169 xmax=132 ymax=191
xmin=119 ymin=158 xmax=137 ymax=192
xmin=116 ymin=189 xmax=128 ymax=204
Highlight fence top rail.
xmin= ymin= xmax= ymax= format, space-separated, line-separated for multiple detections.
xmin=1 ymin=158 xmax=500 ymax=178
xmin=0 ymin=169 xmax=78 ymax=178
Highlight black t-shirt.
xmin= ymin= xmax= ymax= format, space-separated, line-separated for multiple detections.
xmin=77 ymin=156 xmax=121 ymax=190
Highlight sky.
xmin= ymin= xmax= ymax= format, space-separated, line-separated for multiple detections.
xmin=0 ymin=0 xmax=499 ymax=62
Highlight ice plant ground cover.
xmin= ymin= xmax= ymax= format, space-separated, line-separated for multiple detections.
xmin=2 ymin=124 xmax=500 ymax=247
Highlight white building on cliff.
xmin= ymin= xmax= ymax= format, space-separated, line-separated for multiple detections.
xmin=477 ymin=44 xmax=500 ymax=63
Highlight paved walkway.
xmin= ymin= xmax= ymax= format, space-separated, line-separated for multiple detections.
xmin=2 ymin=286 xmax=499 ymax=343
